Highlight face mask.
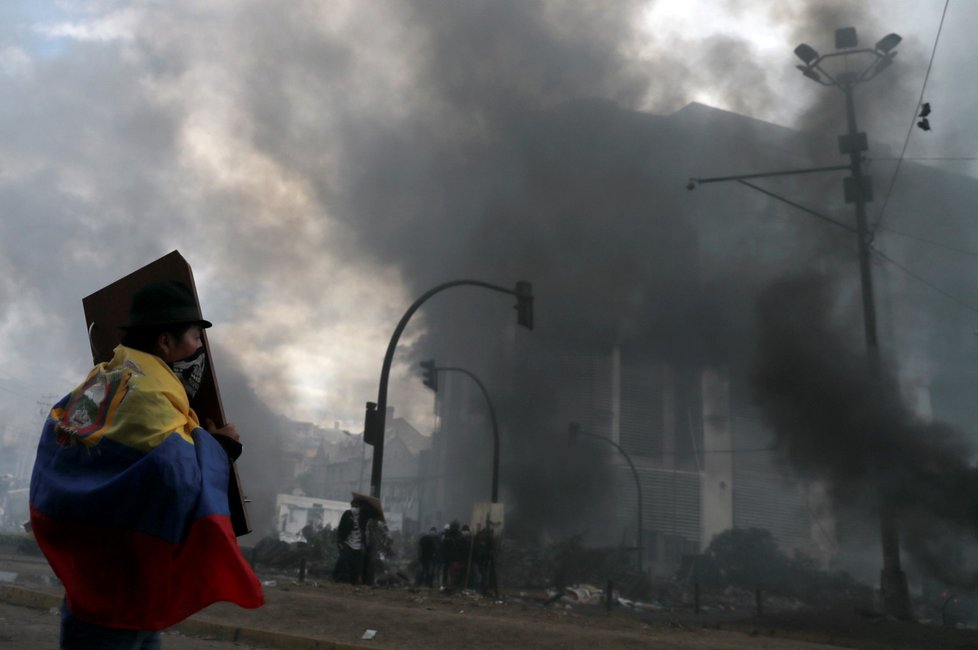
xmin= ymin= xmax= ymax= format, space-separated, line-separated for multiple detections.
xmin=171 ymin=347 xmax=206 ymax=399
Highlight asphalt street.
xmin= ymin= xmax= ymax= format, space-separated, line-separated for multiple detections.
xmin=0 ymin=600 xmax=280 ymax=650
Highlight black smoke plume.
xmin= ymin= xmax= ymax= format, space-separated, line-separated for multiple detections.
xmin=752 ymin=272 xmax=978 ymax=587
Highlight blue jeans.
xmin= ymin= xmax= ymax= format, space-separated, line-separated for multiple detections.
xmin=60 ymin=600 xmax=162 ymax=650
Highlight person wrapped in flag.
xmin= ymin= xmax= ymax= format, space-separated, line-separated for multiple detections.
xmin=30 ymin=281 xmax=263 ymax=647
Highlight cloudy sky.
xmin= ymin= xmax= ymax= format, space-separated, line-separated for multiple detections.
xmin=0 ymin=1 xmax=968 ymax=457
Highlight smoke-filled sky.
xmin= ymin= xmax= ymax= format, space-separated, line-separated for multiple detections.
xmin=0 ymin=0 xmax=971 ymax=458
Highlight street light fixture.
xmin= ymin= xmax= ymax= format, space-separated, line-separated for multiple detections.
xmin=794 ymin=26 xmax=911 ymax=621
xmin=793 ymin=43 xmax=819 ymax=65
xmin=794 ymin=27 xmax=900 ymax=87
xmin=568 ymin=423 xmax=644 ymax=573
xmin=835 ymin=26 xmax=858 ymax=50
xmin=875 ymin=33 xmax=902 ymax=54
xmin=365 ymin=280 xmax=533 ymax=500
xmin=420 ymin=360 xmax=502 ymax=503
xmin=795 ymin=65 xmax=823 ymax=84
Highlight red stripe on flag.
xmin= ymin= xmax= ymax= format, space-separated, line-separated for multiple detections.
xmin=31 ymin=507 xmax=263 ymax=630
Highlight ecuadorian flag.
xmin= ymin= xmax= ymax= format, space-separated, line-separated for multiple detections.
xmin=29 ymin=346 xmax=264 ymax=631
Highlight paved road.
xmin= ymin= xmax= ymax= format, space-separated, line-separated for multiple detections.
xmin=0 ymin=601 xmax=278 ymax=650
xmin=6 ymin=550 xmax=974 ymax=650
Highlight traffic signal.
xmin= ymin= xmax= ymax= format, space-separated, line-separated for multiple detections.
xmin=515 ymin=280 xmax=533 ymax=330
xmin=420 ymin=359 xmax=438 ymax=392
xmin=363 ymin=401 xmax=381 ymax=446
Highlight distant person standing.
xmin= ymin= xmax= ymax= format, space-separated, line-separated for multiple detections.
xmin=473 ymin=524 xmax=497 ymax=595
xmin=333 ymin=501 xmax=365 ymax=584
xmin=458 ymin=525 xmax=474 ymax=588
xmin=417 ymin=527 xmax=438 ymax=587
xmin=362 ymin=516 xmax=383 ymax=585
xmin=436 ymin=524 xmax=450 ymax=589
xmin=444 ymin=521 xmax=464 ymax=590
xmin=351 ymin=494 xmax=385 ymax=586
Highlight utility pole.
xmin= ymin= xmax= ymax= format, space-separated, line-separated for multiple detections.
xmin=840 ymin=84 xmax=911 ymax=611
xmin=689 ymin=26 xmax=911 ymax=619
xmin=795 ymin=27 xmax=910 ymax=620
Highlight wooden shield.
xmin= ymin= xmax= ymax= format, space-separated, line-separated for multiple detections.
xmin=82 ymin=250 xmax=252 ymax=536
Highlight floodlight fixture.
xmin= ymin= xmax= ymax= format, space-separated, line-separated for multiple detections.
xmin=875 ymin=33 xmax=902 ymax=53
xmin=796 ymin=65 xmax=822 ymax=83
xmin=835 ymin=27 xmax=858 ymax=49
xmin=794 ymin=43 xmax=819 ymax=65
xmin=874 ymin=53 xmax=895 ymax=73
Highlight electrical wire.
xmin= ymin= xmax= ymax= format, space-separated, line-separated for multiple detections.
xmin=0 ymin=382 xmax=35 ymax=401
xmin=872 ymin=0 xmax=951 ymax=232
xmin=737 ymin=180 xmax=854 ymax=232
xmin=874 ymin=157 xmax=978 ymax=162
xmin=878 ymin=226 xmax=978 ymax=259
xmin=652 ymin=447 xmax=777 ymax=456
xmin=872 ymin=246 xmax=978 ymax=315
xmin=805 ymin=498 xmax=840 ymax=552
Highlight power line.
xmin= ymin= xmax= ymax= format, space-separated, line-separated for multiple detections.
xmin=0 ymin=382 xmax=35 ymax=401
xmin=874 ymin=157 xmax=978 ymax=162
xmin=872 ymin=246 xmax=978 ymax=315
xmin=872 ymin=0 xmax=951 ymax=232
xmin=879 ymin=226 xmax=978 ymax=259
xmin=729 ymin=175 xmax=978 ymax=357
xmin=651 ymin=447 xmax=777 ymax=456
xmin=737 ymin=180 xmax=855 ymax=232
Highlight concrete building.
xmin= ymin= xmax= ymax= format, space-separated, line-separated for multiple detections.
xmin=410 ymin=98 xmax=978 ymax=580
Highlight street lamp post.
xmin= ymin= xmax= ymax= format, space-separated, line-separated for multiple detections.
xmin=687 ymin=25 xmax=910 ymax=621
xmin=568 ymin=423 xmax=644 ymax=572
xmin=793 ymin=26 xmax=911 ymax=621
xmin=364 ymin=280 xmax=533 ymax=500
xmin=420 ymin=362 xmax=501 ymax=503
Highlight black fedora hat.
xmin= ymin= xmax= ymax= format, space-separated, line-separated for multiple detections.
xmin=123 ymin=281 xmax=212 ymax=329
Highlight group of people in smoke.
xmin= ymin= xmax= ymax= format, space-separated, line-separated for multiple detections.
xmin=331 ymin=505 xmax=496 ymax=594
xmin=416 ymin=520 xmax=496 ymax=594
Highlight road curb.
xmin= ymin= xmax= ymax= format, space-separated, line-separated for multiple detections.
xmin=0 ymin=583 xmax=60 ymax=610
xmin=0 ymin=584 xmax=376 ymax=650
